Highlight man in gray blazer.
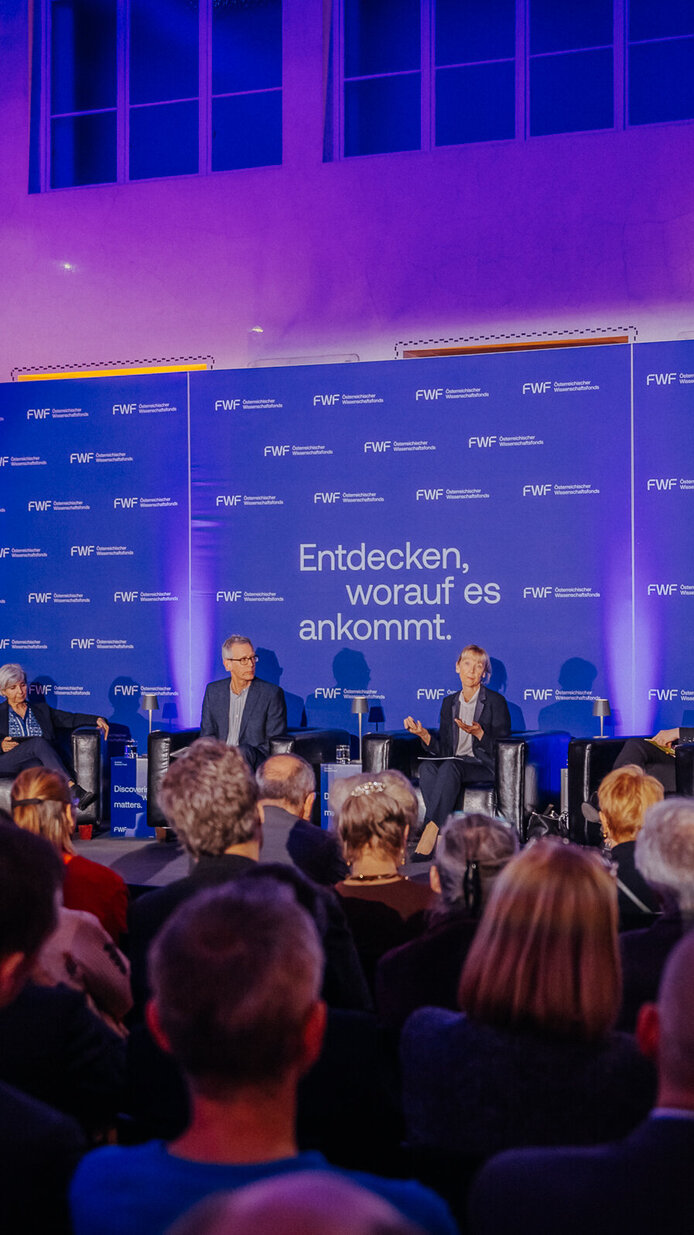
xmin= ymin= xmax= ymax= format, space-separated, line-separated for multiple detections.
xmin=200 ymin=635 xmax=287 ymax=771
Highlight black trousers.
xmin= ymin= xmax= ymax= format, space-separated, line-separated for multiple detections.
xmin=418 ymin=757 xmax=493 ymax=830
xmin=0 ymin=737 xmax=71 ymax=780
xmin=613 ymin=737 xmax=677 ymax=793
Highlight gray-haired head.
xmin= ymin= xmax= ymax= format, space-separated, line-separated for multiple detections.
xmin=256 ymin=754 xmax=315 ymax=812
xmin=221 ymin=635 xmax=254 ymax=659
xmin=635 ymin=798 xmax=694 ymax=912
xmin=434 ymin=813 xmax=518 ymax=914
xmin=158 ymin=737 xmax=260 ymax=858
xmin=0 ymin=664 xmax=26 ymax=695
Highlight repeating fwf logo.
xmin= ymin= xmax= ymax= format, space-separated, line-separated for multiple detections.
xmin=468 ymin=436 xmax=497 ymax=448
xmin=523 ymin=586 xmax=553 ymax=598
xmin=314 ymin=492 xmax=341 ymax=504
xmin=416 ymin=688 xmax=446 ymax=700
xmin=216 ymin=590 xmax=242 ymax=601
xmin=646 ymin=373 xmax=677 ymax=386
xmin=523 ymin=688 xmax=554 ymax=700
xmin=28 ymin=592 xmax=52 ymax=603
xmin=415 ymin=389 xmax=443 ymax=401
xmin=216 ymin=495 xmax=242 ymax=506
xmin=113 ymin=497 xmax=139 ymax=508
xmin=112 ymin=403 xmax=136 ymax=414
xmin=648 ymin=688 xmax=679 ymax=700
xmin=28 ymin=500 xmax=52 ymax=511
xmin=264 ymin=445 xmax=290 ymax=456
xmin=215 ymin=399 xmax=240 ymax=410
xmin=647 ymin=478 xmax=677 ymax=490
xmin=522 ymin=381 xmax=551 ymax=394
xmin=313 ymin=394 xmax=340 ymax=405
xmin=522 ymin=484 xmax=552 ymax=496
xmin=70 ymin=452 xmax=94 ymax=463
xmin=364 ymin=441 xmax=391 ymax=452
xmin=26 ymin=408 xmax=50 ymax=419
xmin=314 ymin=687 xmax=342 ymax=699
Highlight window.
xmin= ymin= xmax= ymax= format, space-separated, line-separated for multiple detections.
xmin=628 ymin=0 xmax=694 ymax=125
xmin=38 ymin=0 xmax=282 ymax=190
xmin=331 ymin=1 xmax=694 ymax=160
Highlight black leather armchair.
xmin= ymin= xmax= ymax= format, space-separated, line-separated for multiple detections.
xmin=568 ymin=736 xmax=694 ymax=845
xmin=362 ymin=730 xmax=569 ymax=841
xmin=0 ymin=726 xmax=118 ymax=827
xmin=147 ymin=727 xmax=353 ymax=831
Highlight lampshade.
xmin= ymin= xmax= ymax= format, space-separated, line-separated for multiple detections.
xmin=351 ymin=696 xmax=369 ymax=715
xmin=142 ymin=693 xmax=159 ymax=712
xmin=592 ymin=698 xmax=611 ymax=718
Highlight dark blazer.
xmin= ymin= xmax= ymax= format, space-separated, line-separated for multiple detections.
xmin=424 ymin=685 xmax=511 ymax=772
xmin=199 ymin=676 xmax=287 ymax=762
xmin=260 ymin=803 xmax=348 ymax=886
xmin=468 ymin=1115 xmax=694 ymax=1235
xmin=0 ymin=697 xmax=100 ymax=742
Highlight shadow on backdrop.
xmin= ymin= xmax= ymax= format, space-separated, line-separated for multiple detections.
xmin=489 ymin=658 xmax=525 ymax=732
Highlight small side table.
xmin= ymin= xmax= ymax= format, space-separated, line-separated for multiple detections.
xmin=110 ymin=753 xmax=153 ymax=839
xmin=320 ymin=761 xmax=362 ymax=830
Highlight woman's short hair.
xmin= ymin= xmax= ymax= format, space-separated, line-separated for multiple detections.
xmin=598 ymin=764 xmax=664 ymax=845
xmin=336 ymin=774 xmax=410 ymax=864
xmin=0 ymin=663 xmax=26 ymax=695
xmin=434 ymin=813 xmax=518 ymax=915
xmin=158 ymin=738 xmax=260 ymax=858
xmin=456 ymin=644 xmax=491 ymax=680
xmin=458 ymin=839 xmax=620 ymax=1042
xmin=636 ymin=798 xmax=694 ymax=912
xmin=11 ymin=766 xmax=75 ymax=855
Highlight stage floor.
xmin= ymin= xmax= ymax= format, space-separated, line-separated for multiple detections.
xmin=73 ymin=833 xmax=432 ymax=888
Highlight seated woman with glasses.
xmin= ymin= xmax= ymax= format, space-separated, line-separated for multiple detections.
xmin=0 ymin=662 xmax=109 ymax=810
xmin=200 ymin=635 xmax=286 ymax=771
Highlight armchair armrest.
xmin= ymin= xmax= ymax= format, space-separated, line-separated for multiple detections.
xmin=147 ymin=728 xmax=200 ymax=829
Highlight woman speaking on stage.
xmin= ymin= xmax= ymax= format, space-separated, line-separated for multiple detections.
xmin=404 ymin=644 xmax=510 ymax=855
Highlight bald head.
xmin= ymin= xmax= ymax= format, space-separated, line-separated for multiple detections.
xmin=168 ymin=1173 xmax=425 ymax=1235
xmin=256 ymin=754 xmax=316 ymax=817
xmin=656 ymin=930 xmax=694 ymax=1099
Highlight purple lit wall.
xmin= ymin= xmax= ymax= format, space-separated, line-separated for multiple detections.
xmin=1 ymin=2 xmax=694 ymax=383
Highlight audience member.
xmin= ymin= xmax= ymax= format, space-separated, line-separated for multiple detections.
xmin=70 ymin=881 xmax=457 ymax=1235
xmin=597 ymin=764 xmax=662 ymax=929
xmin=619 ymin=796 xmax=694 ymax=1029
xmin=468 ymin=929 xmax=694 ymax=1235
xmin=168 ymin=1173 xmax=426 ymax=1235
xmin=376 ymin=814 xmax=518 ymax=1031
xmin=12 ymin=765 xmax=128 ymax=941
xmin=0 ymin=816 xmax=86 ymax=1232
xmin=402 ymin=840 xmax=655 ymax=1161
xmin=333 ymin=773 xmax=437 ymax=986
xmin=128 ymin=738 xmax=369 ymax=1016
xmin=256 ymin=753 xmax=347 ymax=885
xmin=37 ymin=904 xmax=132 ymax=1032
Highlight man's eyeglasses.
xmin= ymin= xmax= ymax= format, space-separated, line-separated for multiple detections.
xmin=230 ymin=655 xmax=258 ymax=665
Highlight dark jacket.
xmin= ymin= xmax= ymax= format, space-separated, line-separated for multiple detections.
xmin=199 ymin=676 xmax=287 ymax=755
xmin=0 ymin=697 xmax=100 ymax=741
xmin=423 ymin=686 xmax=511 ymax=772
xmin=260 ymin=802 xmax=348 ymax=886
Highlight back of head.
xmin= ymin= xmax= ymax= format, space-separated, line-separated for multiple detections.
xmin=0 ymin=817 xmax=63 ymax=964
xmin=336 ymin=776 xmax=410 ymax=863
xmin=459 ymin=839 xmax=620 ymax=1041
xmin=169 ymin=1174 xmax=424 ymax=1235
xmin=635 ymin=798 xmax=694 ymax=913
xmin=11 ymin=766 xmax=74 ymax=855
xmin=657 ymin=930 xmax=694 ymax=1095
xmin=434 ymin=813 xmax=518 ymax=915
xmin=598 ymin=764 xmax=663 ymax=844
xmin=256 ymin=754 xmax=314 ymax=812
xmin=158 ymin=737 xmax=260 ymax=858
xmin=149 ymin=878 xmax=324 ymax=1095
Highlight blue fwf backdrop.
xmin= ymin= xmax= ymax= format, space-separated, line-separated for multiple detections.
xmin=1 ymin=342 xmax=691 ymax=739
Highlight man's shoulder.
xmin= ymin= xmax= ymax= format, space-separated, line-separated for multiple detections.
xmin=251 ymin=677 xmax=284 ymax=699
xmin=203 ymin=677 xmax=229 ymax=696
xmin=0 ymin=1077 xmax=85 ymax=1153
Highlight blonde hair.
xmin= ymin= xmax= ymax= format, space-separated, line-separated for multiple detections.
xmin=11 ymin=767 xmax=75 ymax=855
xmin=598 ymin=764 xmax=663 ymax=845
xmin=337 ymin=775 xmax=409 ymax=864
xmin=456 ymin=644 xmax=491 ymax=680
xmin=458 ymin=839 xmax=620 ymax=1042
